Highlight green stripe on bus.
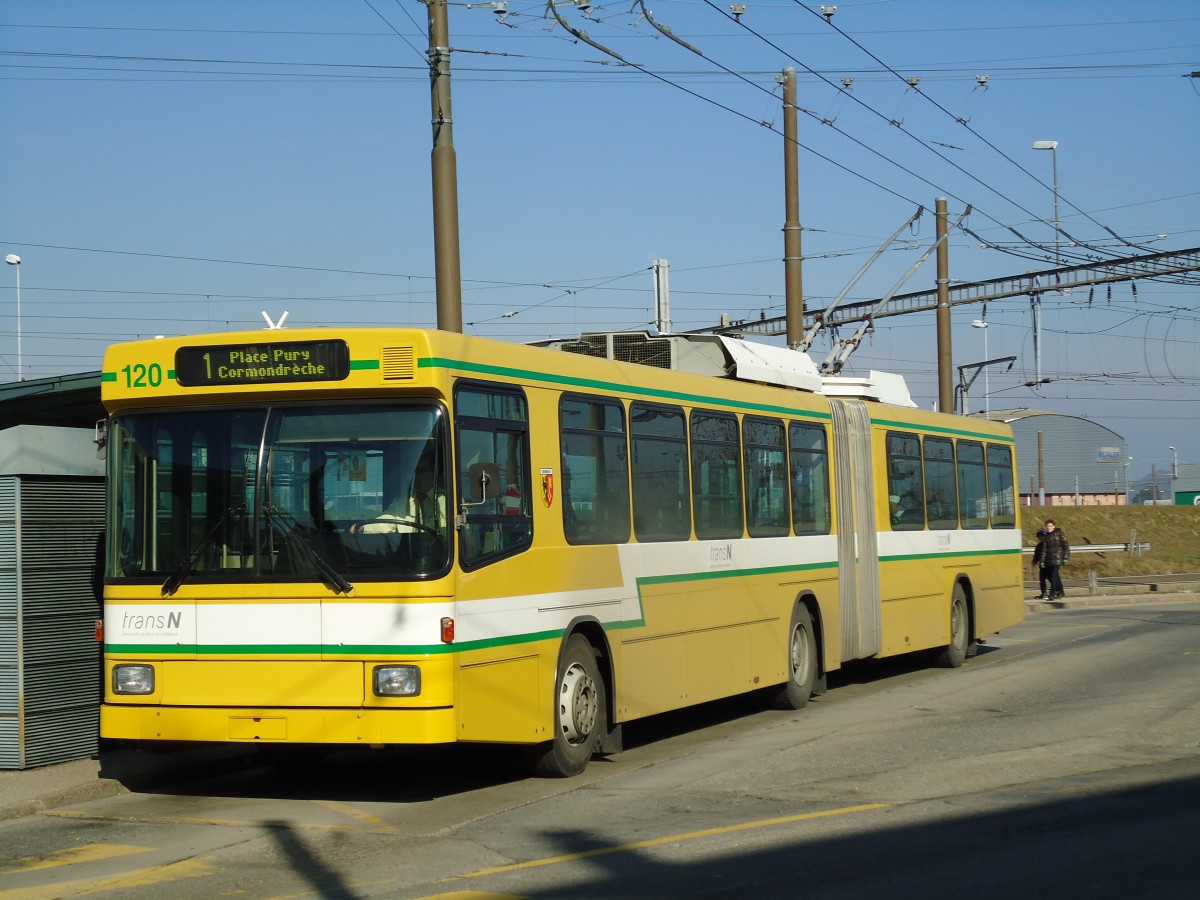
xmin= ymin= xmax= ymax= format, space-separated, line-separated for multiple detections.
xmin=628 ymin=559 xmax=840 ymax=629
xmin=100 ymin=370 xmax=177 ymax=384
xmin=105 ymin=642 xmax=453 ymax=656
xmin=104 ymin=551 xmax=1012 ymax=658
xmin=637 ymin=559 xmax=837 ymax=589
xmin=106 ymin=627 xmax=570 ymax=657
xmin=420 ymin=356 xmax=832 ymax=420
xmin=350 ymin=359 xmax=380 ymax=370
xmin=879 ymin=547 xmax=1022 ymax=563
xmin=871 ymin=416 xmax=1015 ymax=443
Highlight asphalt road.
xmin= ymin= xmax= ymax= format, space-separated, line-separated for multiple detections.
xmin=2 ymin=601 xmax=1197 ymax=899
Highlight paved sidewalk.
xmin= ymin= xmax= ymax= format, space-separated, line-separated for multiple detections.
xmin=3 ymin=587 xmax=1196 ymax=823
xmin=1023 ymin=578 xmax=1198 ymax=611
xmin=0 ymin=745 xmax=253 ymax=823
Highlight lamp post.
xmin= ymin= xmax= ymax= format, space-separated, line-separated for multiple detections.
xmin=1169 ymin=446 xmax=1178 ymax=479
xmin=4 ymin=254 xmax=20 ymax=381
xmin=970 ymin=318 xmax=989 ymax=414
xmin=1032 ymin=140 xmax=1060 ymax=271
xmin=1124 ymin=456 xmax=1132 ymax=505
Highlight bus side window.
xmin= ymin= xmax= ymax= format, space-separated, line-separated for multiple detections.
xmin=691 ymin=410 xmax=743 ymax=540
xmin=957 ymin=441 xmax=988 ymax=529
xmin=559 ymin=394 xmax=630 ymax=544
xmin=455 ymin=383 xmax=532 ymax=567
xmin=744 ymin=417 xmax=789 ymax=537
xmin=789 ymin=422 xmax=830 ymax=535
xmin=986 ymin=443 xmax=1016 ymax=527
xmin=886 ymin=431 xmax=926 ymax=530
xmin=924 ymin=436 xmax=959 ymax=529
xmin=630 ymin=403 xmax=690 ymax=542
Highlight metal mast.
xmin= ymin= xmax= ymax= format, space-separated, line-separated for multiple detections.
xmin=427 ymin=0 xmax=462 ymax=332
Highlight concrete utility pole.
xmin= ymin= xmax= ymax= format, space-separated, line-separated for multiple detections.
xmin=781 ymin=68 xmax=804 ymax=348
xmin=935 ymin=198 xmax=953 ymax=414
xmin=427 ymin=0 xmax=462 ymax=333
xmin=652 ymin=259 xmax=671 ymax=333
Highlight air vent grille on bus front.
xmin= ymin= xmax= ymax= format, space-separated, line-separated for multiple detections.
xmin=381 ymin=346 xmax=416 ymax=380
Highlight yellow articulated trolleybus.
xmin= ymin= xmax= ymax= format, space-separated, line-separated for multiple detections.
xmin=99 ymin=327 xmax=1023 ymax=776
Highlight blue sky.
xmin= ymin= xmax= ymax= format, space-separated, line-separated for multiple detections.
xmin=1 ymin=1 xmax=1197 ymax=486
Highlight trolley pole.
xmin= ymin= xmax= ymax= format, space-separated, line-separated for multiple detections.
xmin=935 ymin=198 xmax=953 ymax=413
xmin=781 ymin=68 xmax=804 ymax=348
xmin=427 ymin=0 xmax=463 ymax=333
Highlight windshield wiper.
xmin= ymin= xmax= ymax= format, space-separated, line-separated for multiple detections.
xmin=162 ymin=505 xmax=244 ymax=597
xmin=263 ymin=504 xmax=355 ymax=595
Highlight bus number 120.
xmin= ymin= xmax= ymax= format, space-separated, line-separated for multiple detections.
xmin=121 ymin=363 xmax=163 ymax=388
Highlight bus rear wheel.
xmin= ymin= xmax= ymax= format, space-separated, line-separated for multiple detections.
xmin=530 ymin=634 xmax=606 ymax=777
xmin=932 ymin=583 xmax=970 ymax=668
xmin=772 ymin=605 xmax=817 ymax=710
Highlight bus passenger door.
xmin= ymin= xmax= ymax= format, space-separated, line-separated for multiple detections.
xmin=829 ymin=399 xmax=881 ymax=660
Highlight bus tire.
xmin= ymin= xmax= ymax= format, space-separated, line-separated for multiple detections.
xmin=772 ymin=604 xmax=817 ymax=710
xmin=530 ymin=634 xmax=606 ymax=777
xmin=932 ymin=583 xmax=969 ymax=668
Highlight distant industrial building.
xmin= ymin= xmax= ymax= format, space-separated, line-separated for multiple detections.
xmin=1172 ymin=463 xmax=1200 ymax=506
xmin=978 ymin=409 xmax=1131 ymax=506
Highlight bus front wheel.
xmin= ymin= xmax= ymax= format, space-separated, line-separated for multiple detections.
xmin=772 ymin=604 xmax=817 ymax=710
xmin=530 ymin=634 xmax=606 ymax=777
xmin=932 ymin=583 xmax=970 ymax=668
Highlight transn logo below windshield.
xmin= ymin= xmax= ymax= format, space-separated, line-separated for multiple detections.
xmin=122 ymin=611 xmax=182 ymax=631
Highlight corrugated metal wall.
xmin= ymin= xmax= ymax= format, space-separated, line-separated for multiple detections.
xmin=1009 ymin=414 xmax=1128 ymax=496
xmin=0 ymin=476 xmax=104 ymax=769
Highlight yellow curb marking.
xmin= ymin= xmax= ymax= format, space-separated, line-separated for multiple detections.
xmin=44 ymin=808 xmax=396 ymax=835
xmin=0 ymin=844 xmax=150 ymax=875
xmin=313 ymin=799 xmax=395 ymax=831
xmin=0 ymin=858 xmax=212 ymax=900
xmin=439 ymin=802 xmax=890 ymax=883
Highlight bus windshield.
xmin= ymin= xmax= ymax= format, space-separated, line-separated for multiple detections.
xmin=107 ymin=403 xmax=451 ymax=588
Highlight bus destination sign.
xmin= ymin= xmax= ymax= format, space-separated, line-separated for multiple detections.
xmin=175 ymin=340 xmax=351 ymax=387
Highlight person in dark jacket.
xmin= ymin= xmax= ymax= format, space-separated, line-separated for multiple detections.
xmin=1031 ymin=528 xmax=1050 ymax=600
xmin=1042 ymin=519 xmax=1070 ymax=600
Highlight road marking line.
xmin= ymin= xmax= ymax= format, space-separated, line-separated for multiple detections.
xmin=44 ymin=809 xmax=395 ymax=835
xmin=312 ymin=799 xmax=396 ymax=831
xmin=439 ymin=802 xmax=890 ymax=883
xmin=0 ymin=858 xmax=212 ymax=900
xmin=0 ymin=844 xmax=150 ymax=875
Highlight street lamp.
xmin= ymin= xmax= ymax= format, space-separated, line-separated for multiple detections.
xmin=1169 ymin=446 xmax=1178 ymax=479
xmin=970 ymin=318 xmax=989 ymax=414
xmin=4 ymin=254 xmax=20 ymax=381
xmin=1032 ymin=140 xmax=1060 ymax=271
xmin=1124 ymin=456 xmax=1132 ymax=505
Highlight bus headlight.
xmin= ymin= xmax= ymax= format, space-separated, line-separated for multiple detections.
xmin=112 ymin=664 xmax=155 ymax=695
xmin=373 ymin=665 xmax=421 ymax=697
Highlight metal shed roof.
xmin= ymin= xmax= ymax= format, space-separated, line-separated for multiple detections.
xmin=0 ymin=372 xmax=104 ymax=430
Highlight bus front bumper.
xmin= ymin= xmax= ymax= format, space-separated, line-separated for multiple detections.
xmin=101 ymin=704 xmax=459 ymax=745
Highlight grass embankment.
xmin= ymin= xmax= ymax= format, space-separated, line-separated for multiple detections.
xmin=1020 ymin=505 xmax=1200 ymax=578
